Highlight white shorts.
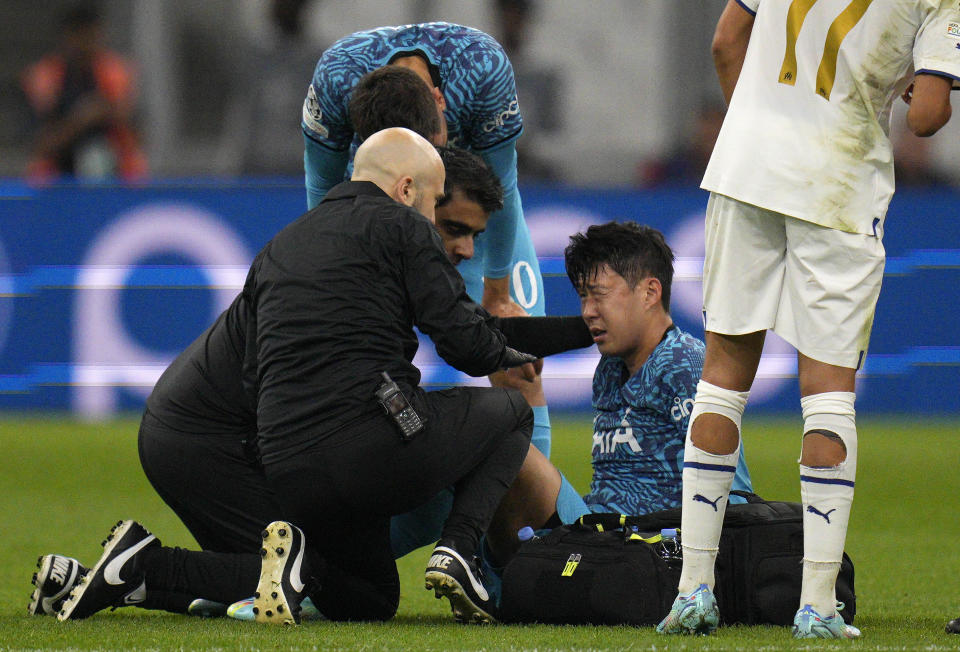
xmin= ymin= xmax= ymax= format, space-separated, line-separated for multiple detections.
xmin=703 ymin=193 xmax=885 ymax=369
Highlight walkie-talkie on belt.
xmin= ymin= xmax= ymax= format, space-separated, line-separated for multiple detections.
xmin=375 ymin=372 xmax=424 ymax=441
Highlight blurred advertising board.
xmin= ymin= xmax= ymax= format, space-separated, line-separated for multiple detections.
xmin=0 ymin=180 xmax=957 ymax=417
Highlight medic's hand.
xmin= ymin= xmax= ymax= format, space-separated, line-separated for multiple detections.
xmin=499 ymin=346 xmax=538 ymax=369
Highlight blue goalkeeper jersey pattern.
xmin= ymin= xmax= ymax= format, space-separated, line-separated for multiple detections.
xmin=302 ymin=22 xmax=522 ymax=156
xmin=583 ymin=326 xmax=752 ymax=515
xmin=301 ymin=22 xmax=533 ymax=294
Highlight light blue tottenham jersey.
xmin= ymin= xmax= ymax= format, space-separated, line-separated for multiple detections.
xmin=302 ymin=22 xmax=528 ymax=285
xmin=302 ymin=22 xmax=522 ymax=156
xmin=584 ymin=326 xmax=753 ymax=515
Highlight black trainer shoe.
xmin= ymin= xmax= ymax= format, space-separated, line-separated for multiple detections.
xmin=57 ymin=520 xmax=159 ymax=621
xmin=253 ymin=521 xmax=308 ymax=625
xmin=424 ymin=543 xmax=497 ymax=623
xmin=28 ymin=554 xmax=88 ymax=616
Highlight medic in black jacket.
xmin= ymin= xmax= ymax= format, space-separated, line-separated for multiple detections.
xmin=47 ymin=129 xmax=590 ymax=626
xmin=246 ymin=179 xmax=519 ymax=463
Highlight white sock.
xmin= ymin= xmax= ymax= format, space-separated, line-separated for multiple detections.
xmin=800 ymin=561 xmax=839 ymax=616
xmin=677 ymin=381 xmax=748 ymax=594
xmin=798 ymin=391 xmax=857 ymax=616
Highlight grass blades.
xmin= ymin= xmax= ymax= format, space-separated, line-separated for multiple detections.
xmin=1 ymin=413 xmax=958 ymax=650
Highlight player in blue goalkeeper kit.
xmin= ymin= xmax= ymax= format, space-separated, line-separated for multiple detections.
xmin=302 ymin=23 xmax=553 ymax=558
xmin=303 ymin=23 xmax=542 ymax=320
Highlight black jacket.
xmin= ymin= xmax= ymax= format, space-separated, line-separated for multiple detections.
xmin=244 ymin=181 xmax=510 ymax=457
xmin=145 ymin=292 xmax=253 ymax=435
xmin=146 ymin=181 xmax=593 ymax=460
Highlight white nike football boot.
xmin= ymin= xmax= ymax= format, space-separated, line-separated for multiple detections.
xmin=57 ymin=520 xmax=159 ymax=620
xmin=253 ymin=521 xmax=309 ymax=625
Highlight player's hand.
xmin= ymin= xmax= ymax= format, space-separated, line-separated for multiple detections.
xmin=509 ymin=357 xmax=543 ymax=383
xmin=499 ymin=346 xmax=538 ymax=369
xmin=484 ymin=296 xmax=528 ymax=319
xmin=481 ymin=276 xmax=529 ymax=318
xmin=491 ymin=357 xmax=544 ymax=385
xmin=902 ymin=82 xmax=914 ymax=105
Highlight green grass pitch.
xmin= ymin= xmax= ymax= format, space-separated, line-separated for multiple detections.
xmin=1 ymin=413 xmax=958 ymax=650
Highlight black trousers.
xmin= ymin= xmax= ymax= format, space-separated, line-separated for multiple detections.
xmin=139 ymin=409 xmax=274 ymax=553
xmin=137 ymin=409 xmax=267 ymax=612
xmin=263 ymin=386 xmax=532 ymax=621
xmin=137 ymin=386 xmax=532 ymax=620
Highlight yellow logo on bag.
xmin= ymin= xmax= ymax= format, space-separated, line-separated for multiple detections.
xmin=561 ymin=553 xmax=582 ymax=577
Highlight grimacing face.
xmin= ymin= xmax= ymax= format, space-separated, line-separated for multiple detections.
xmin=434 ymin=190 xmax=489 ymax=265
xmin=578 ymin=264 xmax=655 ymax=371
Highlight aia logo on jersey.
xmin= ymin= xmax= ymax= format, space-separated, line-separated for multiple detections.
xmin=670 ymin=396 xmax=695 ymax=422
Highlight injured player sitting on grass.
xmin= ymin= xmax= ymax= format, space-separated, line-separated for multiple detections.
xmin=474 ymin=221 xmax=753 ymax=607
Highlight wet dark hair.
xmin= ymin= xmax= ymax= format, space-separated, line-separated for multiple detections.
xmin=436 ymin=146 xmax=503 ymax=214
xmin=388 ymin=50 xmax=442 ymax=89
xmin=348 ymin=66 xmax=441 ymax=142
xmin=564 ymin=221 xmax=675 ymax=312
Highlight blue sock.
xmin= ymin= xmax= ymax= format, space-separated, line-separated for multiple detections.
xmin=555 ymin=473 xmax=590 ymax=524
xmin=531 ymin=405 xmax=551 ymax=458
xmin=478 ymin=538 xmax=504 ymax=607
xmin=389 ymin=489 xmax=453 ymax=558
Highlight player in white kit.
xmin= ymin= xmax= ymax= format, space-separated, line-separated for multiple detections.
xmin=658 ymin=0 xmax=958 ymax=639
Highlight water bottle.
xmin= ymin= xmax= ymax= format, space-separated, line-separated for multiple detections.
xmin=659 ymin=528 xmax=682 ymax=569
xmin=517 ymin=526 xmax=538 ymax=542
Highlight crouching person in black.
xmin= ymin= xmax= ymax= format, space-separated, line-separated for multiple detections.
xmin=48 ymin=129 xmax=538 ymax=625
xmin=39 ymin=135 xmax=594 ymax=625
xmin=246 ymin=127 xmax=536 ymax=624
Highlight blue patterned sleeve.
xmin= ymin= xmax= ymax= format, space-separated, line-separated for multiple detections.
xmin=301 ymin=40 xmax=366 ymax=206
xmin=658 ymin=336 xmax=704 ymax=440
xmin=301 ymin=42 xmax=363 ymax=150
xmin=453 ymin=37 xmax=522 ymax=150
xmin=450 ymin=36 xmax=524 ymax=280
xmin=478 ymin=141 xmax=522 ymax=279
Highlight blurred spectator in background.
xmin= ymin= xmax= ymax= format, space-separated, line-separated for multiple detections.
xmin=217 ymin=0 xmax=323 ymax=176
xmin=21 ymin=3 xmax=147 ymax=182
xmin=492 ymin=0 xmax=563 ymax=182
xmin=636 ymin=103 xmax=725 ymax=187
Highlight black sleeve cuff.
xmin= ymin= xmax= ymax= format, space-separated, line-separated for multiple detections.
xmin=495 ymin=316 xmax=593 ymax=358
